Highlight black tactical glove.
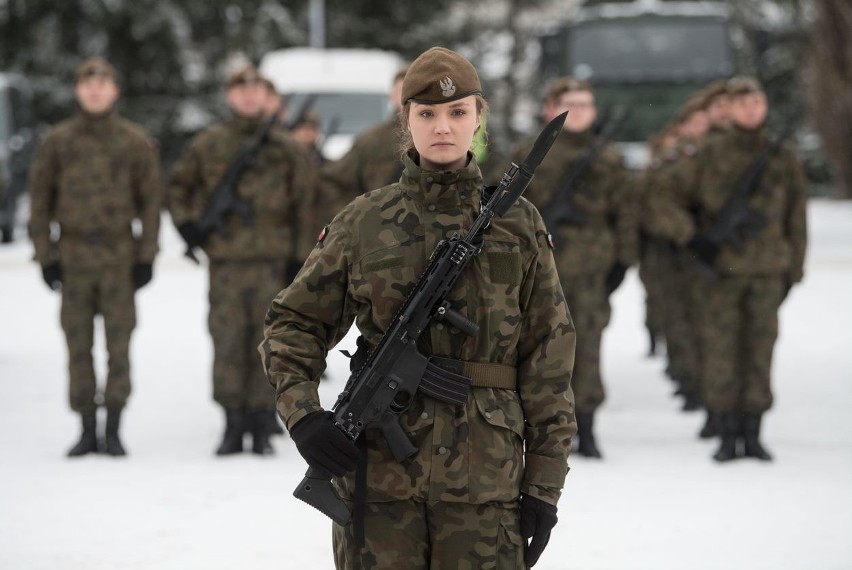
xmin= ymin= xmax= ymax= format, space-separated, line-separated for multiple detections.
xmin=686 ymin=234 xmax=719 ymax=265
xmin=520 ymin=494 xmax=558 ymax=568
xmin=177 ymin=222 xmax=203 ymax=249
xmin=604 ymin=263 xmax=628 ymax=295
xmin=133 ymin=263 xmax=153 ymax=290
xmin=289 ymin=410 xmax=359 ymax=478
xmin=41 ymin=263 xmax=62 ymax=291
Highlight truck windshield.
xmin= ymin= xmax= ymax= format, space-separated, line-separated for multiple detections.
xmin=569 ymin=17 xmax=733 ymax=83
xmin=286 ymin=92 xmax=390 ymax=136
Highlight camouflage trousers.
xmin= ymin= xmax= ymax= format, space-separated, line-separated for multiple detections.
xmin=660 ymin=254 xmax=703 ymax=393
xmin=208 ymin=259 xmax=286 ymax=410
xmin=333 ymin=500 xmax=523 ymax=569
xmin=638 ymin=238 xmax=668 ymax=340
xmin=60 ymin=263 xmax=136 ymax=413
xmin=560 ymin=272 xmax=610 ymax=413
xmin=697 ymin=275 xmax=785 ymax=413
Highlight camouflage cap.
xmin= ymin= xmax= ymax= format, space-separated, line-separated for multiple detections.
xmin=727 ymin=76 xmax=764 ymax=97
xmin=75 ymin=57 xmax=117 ymax=84
xmin=401 ymin=47 xmax=481 ymax=105
xmin=701 ymin=78 xmax=731 ymax=103
xmin=226 ymin=65 xmax=266 ymax=89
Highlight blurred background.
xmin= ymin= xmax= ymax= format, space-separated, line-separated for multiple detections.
xmin=1 ymin=0 xmax=850 ymax=243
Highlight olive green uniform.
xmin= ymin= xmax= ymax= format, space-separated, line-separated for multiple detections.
xmin=321 ymin=117 xmax=403 ymax=215
xmin=169 ymin=115 xmax=316 ymax=411
xmin=28 ymin=111 xmax=161 ymax=413
xmin=514 ymin=130 xmax=637 ymax=414
xmin=646 ymin=126 xmax=807 ymax=413
xmin=261 ymin=153 xmax=576 ymax=568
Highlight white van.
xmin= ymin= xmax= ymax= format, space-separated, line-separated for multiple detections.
xmin=260 ymin=47 xmax=404 ymax=160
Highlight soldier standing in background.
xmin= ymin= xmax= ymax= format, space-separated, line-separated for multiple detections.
xmin=647 ymin=77 xmax=807 ymax=461
xmin=261 ymin=47 xmax=575 ymax=568
xmin=637 ymin=123 xmax=678 ymax=358
xmin=168 ymin=65 xmax=316 ymax=456
xmin=27 ymin=58 xmax=162 ymax=457
xmin=655 ymin=95 xmax=711 ymax=413
xmin=290 ymin=108 xmax=326 ymax=168
xmin=514 ymin=77 xmax=636 ymax=458
xmin=320 ymin=65 xmax=408 ymax=212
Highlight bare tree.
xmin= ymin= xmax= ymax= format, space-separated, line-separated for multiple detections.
xmin=808 ymin=0 xmax=852 ymax=198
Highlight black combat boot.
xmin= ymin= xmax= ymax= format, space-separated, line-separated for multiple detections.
xmin=67 ymin=412 xmax=98 ymax=457
xmin=647 ymin=328 xmax=658 ymax=357
xmin=104 ymin=407 xmax=127 ymax=456
xmin=699 ymin=410 xmax=721 ymax=439
xmin=742 ymin=412 xmax=773 ymax=461
xmin=216 ymin=408 xmax=245 ymax=456
xmin=681 ymin=389 xmax=703 ymax=412
xmin=713 ymin=412 xmax=741 ymax=462
xmin=248 ymin=409 xmax=275 ymax=456
xmin=576 ymin=412 xmax=602 ymax=458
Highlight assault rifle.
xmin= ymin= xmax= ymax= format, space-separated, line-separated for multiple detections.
xmin=541 ymin=106 xmax=628 ymax=229
xmin=695 ymin=120 xmax=796 ymax=276
xmin=184 ymin=97 xmax=286 ymax=263
xmin=293 ymin=111 xmax=568 ymax=525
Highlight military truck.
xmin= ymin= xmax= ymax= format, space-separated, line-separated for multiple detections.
xmin=539 ymin=0 xmax=734 ymax=167
xmin=0 ymin=72 xmax=38 ymax=243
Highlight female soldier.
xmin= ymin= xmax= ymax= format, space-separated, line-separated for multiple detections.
xmin=260 ymin=47 xmax=576 ymax=569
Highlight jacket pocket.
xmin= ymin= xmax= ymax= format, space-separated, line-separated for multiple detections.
xmin=469 ymin=388 xmax=524 ymax=502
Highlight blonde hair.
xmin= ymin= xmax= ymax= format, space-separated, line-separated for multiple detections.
xmin=396 ymin=94 xmax=490 ymax=159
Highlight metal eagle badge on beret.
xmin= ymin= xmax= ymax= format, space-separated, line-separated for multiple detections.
xmin=440 ymin=76 xmax=456 ymax=98
xmin=546 ymin=232 xmax=555 ymax=249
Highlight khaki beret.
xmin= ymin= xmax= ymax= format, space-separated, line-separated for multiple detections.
xmin=226 ymin=65 xmax=265 ymax=89
xmin=727 ymin=76 xmax=764 ymax=97
xmin=75 ymin=57 xmax=117 ymax=84
xmin=401 ymin=47 xmax=481 ymax=105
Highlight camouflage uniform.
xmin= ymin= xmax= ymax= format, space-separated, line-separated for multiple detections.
xmin=514 ymin=130 xmax=637 ymax=415
xmin=169 ymin=115 xmax=316 ymax=413
xmin=28 ymin=110 xmax=161 ymax=413
xmin=646 ymin=126 xmax=807 ymax=414
xmin=645 ymin=139 xmax=705 ymax=404
xmin=321 ymin=117 xmax=404 ymax=215
xmin=261 ymin=153 xmax=576 ymax=568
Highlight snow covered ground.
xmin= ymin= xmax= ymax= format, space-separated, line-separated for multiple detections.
xmin=1 ymin=199 xmax=850 ymax=570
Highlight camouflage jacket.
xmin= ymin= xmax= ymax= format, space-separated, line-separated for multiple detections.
xmin=513 ymin=129 xmax=638 ymax=276
xmin=320 ymin=117 xmax=403 ymax=215
xmin=642 ymin=138 xmax=700 ymax=238
xmin=261 ymin=152 xmax=576 ymax=507
xmin=646 ymin=126 xmax=808 ymax=282
xmin=27 ymin=111 xmax=161 ymax=268
xmin=168 ymin=115 xmax=317 ymax=262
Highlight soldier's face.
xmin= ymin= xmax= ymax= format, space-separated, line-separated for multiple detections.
xmin=679 ymin=110 xmax=709 ymax=140
xmin=75 ymin=77 xmax=119 ymax=115
xmin=707 ymin=95 xmax=731 ymax=128
xmin=549 ymin=91 xmax=597 ymax=133
xmin=226 ymin=83 xmax=268 ymax=118
xmin=408 ymin=96 xmax=479 ymax=172
xmin=730 ymin=92 xmax=768 ymax=130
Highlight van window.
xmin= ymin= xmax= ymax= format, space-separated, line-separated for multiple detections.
xmin=9 ymin=86 xmax=36 ymax=132
xmin=286 ymin=92 xmax=390 ymax=137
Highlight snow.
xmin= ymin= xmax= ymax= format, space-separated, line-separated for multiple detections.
xmin=1 ymin=199 xmax=851 ymax=570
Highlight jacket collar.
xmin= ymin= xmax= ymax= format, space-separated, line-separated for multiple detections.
xmin=401 ymin=151 xmax=483 ymax=208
